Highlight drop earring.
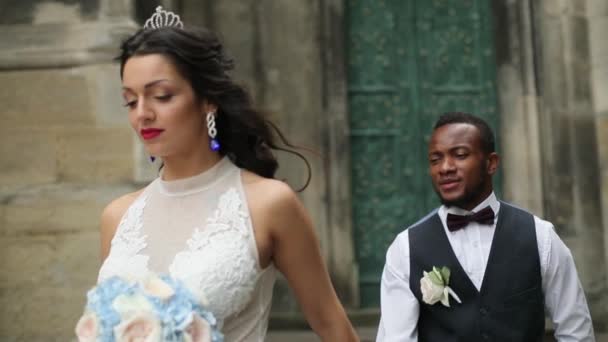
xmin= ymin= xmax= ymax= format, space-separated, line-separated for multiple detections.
xmin=206 ymin=111 xmax=220 ymax=151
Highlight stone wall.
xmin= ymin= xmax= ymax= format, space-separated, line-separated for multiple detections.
xmin=535 ymin=0 xmax=608 ymax=329
xmin=494 ymin=0 xmax=608 ymax=331
xmin=0 ymin=0 xmax=142 ymax=340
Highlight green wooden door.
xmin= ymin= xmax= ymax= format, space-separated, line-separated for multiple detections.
xmin=347 ymin=0 xmax=499 ymax=307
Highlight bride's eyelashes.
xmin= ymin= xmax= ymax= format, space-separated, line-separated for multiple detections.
xmin=122 ymin=94 xmax=174 ymax=109
xmin=155 ymin=94 xmax=173 ymax=102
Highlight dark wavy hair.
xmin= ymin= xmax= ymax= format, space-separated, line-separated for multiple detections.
xmin=116 ymin=27 xmax=311 ymax=190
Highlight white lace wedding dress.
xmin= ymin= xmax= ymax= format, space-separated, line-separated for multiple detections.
xmin=98 ymin=157 xmax=277 ymax=341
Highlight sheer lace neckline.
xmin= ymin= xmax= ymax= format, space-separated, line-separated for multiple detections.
xmin=158 ymin=157 xmax=234 ymax=196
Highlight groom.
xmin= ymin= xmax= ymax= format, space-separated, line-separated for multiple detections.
xmin=376 ymin=112 xmax=595 ymax=341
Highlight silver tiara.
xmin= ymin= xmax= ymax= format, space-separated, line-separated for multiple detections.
xmin=143 ymin=6 xmax=184 ymax=29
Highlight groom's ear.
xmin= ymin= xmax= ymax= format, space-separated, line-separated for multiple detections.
xmin=486 ymin=152 xmax=499 ymax=175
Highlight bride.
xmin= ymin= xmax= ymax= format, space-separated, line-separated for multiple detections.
xmin=98 ymin=7 xmax=358 ymax=342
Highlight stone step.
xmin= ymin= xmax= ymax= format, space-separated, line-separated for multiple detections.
xmin=266 ymin=329 xmax=608 ymax=342
xmin=267 ymin=327 xmax=376 ymax=342
xmin=268 ymin=309 xmax=608 ymax=341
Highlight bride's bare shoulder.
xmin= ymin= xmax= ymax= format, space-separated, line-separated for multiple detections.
xmin=100 ymin=189 xmax=145 ymax=256
xmin=101 ymin=190 xmax=143 ymax=226
xmin=241 ymin=170 xmax=296 ymax=199
xmin=240 ymin=170 xmax=302 ymax=217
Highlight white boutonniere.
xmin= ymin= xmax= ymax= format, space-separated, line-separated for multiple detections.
xmin=420 ymin=266 xmax=462 ymax=307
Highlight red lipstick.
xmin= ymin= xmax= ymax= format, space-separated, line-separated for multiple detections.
xmin=141 ymin=128 xmax=164 ymax=140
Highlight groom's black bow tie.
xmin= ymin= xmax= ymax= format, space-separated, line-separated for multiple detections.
xmin=446 ymin=206 xmax=495 ymax=232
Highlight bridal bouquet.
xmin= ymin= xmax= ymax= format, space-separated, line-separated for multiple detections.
xmin=75 ymin=274 xmax=223 ymax=342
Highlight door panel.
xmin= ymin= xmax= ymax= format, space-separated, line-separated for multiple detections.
xmin=347 ymin=0 xmax=499 ymax=307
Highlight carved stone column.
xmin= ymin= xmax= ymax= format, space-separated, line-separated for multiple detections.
xmin=493 ymin=0 xmax=545 ymax=216
xmin=495 ymin=0 xmax=608 ymax=331
xmin=535 ymin=0 xmax=607 ymax=330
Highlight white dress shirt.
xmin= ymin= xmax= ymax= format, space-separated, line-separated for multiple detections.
xmin=376 ymin=192 xmax=595 ymax=342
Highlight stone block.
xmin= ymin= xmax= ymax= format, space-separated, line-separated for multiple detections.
xmin=596 ymin=119 xmax=608 ymax=265
xmin=536 ymin=16 xmax=569 ymax=109
xmin=498 ymin=91 xmax=544 ymax=216
xmin=584 ymin=0 xmax=608 ymax=18
xmin=588 ymin=17 xmax=608 ymax=111
xmin=589 ymin=17 xmax=608 ymax=66
xmin=0 ymin=125 xmax=135 ymax=186
xmin=0 ymin=128 xmax=57 ymax=187
xmin=0 ymin=64 xmax=128 ymax=129
xmin=568 ymin=0 xmax=587 ymax=17
xmin=1 ymin=183 xmax=137 ymax=236
xmin=568 ymin=16 xmax=591 ymax=66
xmin=31 ymin=1 xmax=83 ymax=25
xmin=211 ymin=0 xmax=258 ymax=91
xmin=81 ymin=64 xmax=129 ymax=127
xmin=539 ymin=0 xmax=569 ymax=18
xmin=55 ymin=126 xmax=133 ymax=182
xmin=591 ymin=66 xmax=608 ymax=113
xmin=0 ymin=21 xmax=138 ymax=70
xmin=0 ymin=233 xmax=99 ymax=340
xmin=597 ymin=116 xmax=608 ymax=165
xmin=0 ymin=69 xmax=95 ymax=128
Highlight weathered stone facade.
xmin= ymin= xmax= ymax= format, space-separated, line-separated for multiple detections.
xmin=0 ymin=1 xmax=140 ymax=340
xmin=0 ymin=0 xmax=606 ymax=340
xmin=494 ymin=0 xmax=608 ymax=331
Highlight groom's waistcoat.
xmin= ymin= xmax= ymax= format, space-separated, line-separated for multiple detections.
xmin=408 ymin=202 xmax=545 ymax=342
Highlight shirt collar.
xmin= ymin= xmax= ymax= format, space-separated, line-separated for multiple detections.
xmin=438 ymin=192 xmax=500 ymax=227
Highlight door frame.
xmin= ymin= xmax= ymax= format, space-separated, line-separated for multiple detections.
xmin=320 ymin=0 xmax=359 ymax=308
xmin=322 ymin=0 xmax=544 ymax=309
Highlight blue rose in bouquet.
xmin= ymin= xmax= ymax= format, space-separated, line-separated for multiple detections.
xmin=75 ymin=274 xmax=223 ymax=342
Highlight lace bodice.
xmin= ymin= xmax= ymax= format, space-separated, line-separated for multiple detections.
xmin=98 ymin=158 xmax=276 ymax=341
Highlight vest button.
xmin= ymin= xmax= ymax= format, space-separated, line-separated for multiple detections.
xmin=480 ymin=307 xmax=488 ymax=315
xmin=482 ymin=332 xmax=490 ymax=340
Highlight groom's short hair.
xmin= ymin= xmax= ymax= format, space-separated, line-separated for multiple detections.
xmin=433 ymin=112 xmax=495 ymax=154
